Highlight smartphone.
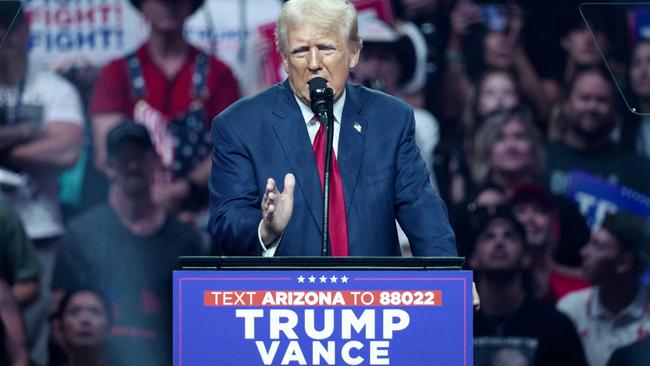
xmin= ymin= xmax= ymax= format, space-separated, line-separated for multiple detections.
xmin=481 ymin=4 xmax=507 ymax=31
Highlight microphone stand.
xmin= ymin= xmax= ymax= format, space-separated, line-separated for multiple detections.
xmin=308 ymin=76 xmax=335 ymax=257
xmin=319 ymin=104 xmax=334 ymax=256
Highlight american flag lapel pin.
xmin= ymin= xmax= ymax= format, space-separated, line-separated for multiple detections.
xmin=353 ymin=122 xmax=362 ymax=134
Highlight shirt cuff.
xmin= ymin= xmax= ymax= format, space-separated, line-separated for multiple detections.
xmin=258 ymin=220 xmax=281 ymax=257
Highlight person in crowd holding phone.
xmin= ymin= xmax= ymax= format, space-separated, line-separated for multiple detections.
xmin=441 ymin=0 xmax=549 ymax=124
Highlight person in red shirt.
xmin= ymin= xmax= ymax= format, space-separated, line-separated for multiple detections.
xmin=509 ymin=181 xmax=589 ymax=301
xmin=90 ymin=0 xmax=240 ymax=217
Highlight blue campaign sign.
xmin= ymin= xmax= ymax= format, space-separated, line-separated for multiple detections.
xmin=174 ymin=270 xmax=473 ymax=365
xmin=565 ymin=170 xmax=650 ymax=228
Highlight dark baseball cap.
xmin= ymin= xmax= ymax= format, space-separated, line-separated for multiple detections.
xmin=510 ymin=181 xmax=555 ymax=211
xmin=602 ymin=212 xmax=650 ymax=270
xmin=106 ymin=122 xmax=154 ymax=156
xmin=468 ymin=205 xmax=527 ymax=253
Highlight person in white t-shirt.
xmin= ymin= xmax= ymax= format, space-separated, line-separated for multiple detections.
xmin=0 ymin=9 xmax=84 ymax=366
xmin=557 ymin=212 xmax=650 ymax=366
xmin=185 ymin=0 xmax=283 ymax=96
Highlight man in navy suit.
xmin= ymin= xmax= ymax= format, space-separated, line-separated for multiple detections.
xmin=208 ymin=0 xmax=456 ymax=257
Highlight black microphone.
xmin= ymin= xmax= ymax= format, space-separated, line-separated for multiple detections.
xmin=308 ymin=77 xmax=333 ymax=115
xmin=308 ymin=77 xmax=335 ymax=256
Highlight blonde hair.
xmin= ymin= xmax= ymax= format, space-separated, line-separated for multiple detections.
xmin=470 ymin=108 xmax=545 ymax=185
xmin=275 ymin=0 xmax=362 ymax=57
xmin=462 ymin=70 xmax=521 ymax=177
xmin=463 ymin=70 xmax=520 ymax=147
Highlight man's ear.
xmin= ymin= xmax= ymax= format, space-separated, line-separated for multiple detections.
xmin=348 ymin=44 xmax=361 ymax=69
xmin=282 ymin=54 xmax=290 ymax=75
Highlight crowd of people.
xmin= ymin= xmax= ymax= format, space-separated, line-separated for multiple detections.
xmin=0 ymin=0 xmax=649 ymax=365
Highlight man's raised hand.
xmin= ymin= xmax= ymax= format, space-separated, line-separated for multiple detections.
xmin=260 ymin=173 xmax=295 ymax=246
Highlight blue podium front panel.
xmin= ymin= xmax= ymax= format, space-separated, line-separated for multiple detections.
xmin=174 ymin=270 xmax=473 ymax=365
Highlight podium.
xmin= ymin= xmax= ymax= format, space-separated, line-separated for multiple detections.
xmin=174 ymin=257 xmax=473 ymax=365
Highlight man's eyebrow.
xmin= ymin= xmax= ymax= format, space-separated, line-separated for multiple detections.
xmin=291 ymin=45 xmax=309 ymax=54
xmin=317 ymin=43 xmax=336 ymax=49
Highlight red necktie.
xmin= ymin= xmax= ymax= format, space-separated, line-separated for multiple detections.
xmin=312 ymin=119 xmax=349 ymax=256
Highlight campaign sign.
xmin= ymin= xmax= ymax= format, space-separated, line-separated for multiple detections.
xmin=24 ymin=0 xmax=148 ymax=69
xmin=174 ymin=270 xmax=472 ymax=365
xmin=565 ymin=170 xmax=650 ymax=228
xmin=628 ymin=5 xmax=650 ymax=45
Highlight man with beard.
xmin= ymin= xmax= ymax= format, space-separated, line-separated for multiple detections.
xmin=470 ymin=206 xmax=587 ymax=366
xmin=52 ymin=122 xmax=203 ymax=366
xmin=546 ymin=67 xmax=650 ymax=197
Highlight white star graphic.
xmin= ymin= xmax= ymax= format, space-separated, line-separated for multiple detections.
xmin=330 ymin=275 xmax=338 ymax=283
xmin=308 ymin=276 xmax=316 ymax=283
xmin=320 ymin=275 xmax=327 ymax=283
xmin=341 ymin=275 xmax=349 ymax=283
xmin=297 ymin=275 xmax=305 ymax=283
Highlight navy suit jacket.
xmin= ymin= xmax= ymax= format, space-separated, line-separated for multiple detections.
xmin=208 ymin=80 xmax=456 ymax=256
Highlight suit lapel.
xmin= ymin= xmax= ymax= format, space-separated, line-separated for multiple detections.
xmin=338 ymin=84 xmax=365 ymax=214
xmin=271 ymin=80 xmax=323 ymax=234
